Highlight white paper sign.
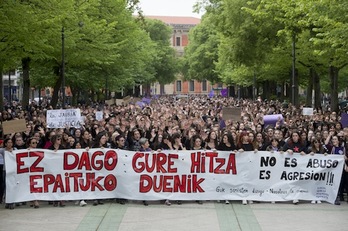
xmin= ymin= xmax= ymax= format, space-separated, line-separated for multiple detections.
xmin=5 ymin=149 xmax=344 ymax=204
xmin=46 ymin=109 xmax=82 ymax=128
xmin=303 ymin=107 xmax=314 ymax=115
xmin=96 ymin=111 xmax=103 ymax=121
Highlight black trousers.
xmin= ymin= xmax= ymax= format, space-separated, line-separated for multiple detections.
xmin=0 ymin=166 xmax=4 ymax=203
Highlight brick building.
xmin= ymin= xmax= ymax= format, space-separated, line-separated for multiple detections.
xmin=145 ymin=16 xmax=224 ymax=96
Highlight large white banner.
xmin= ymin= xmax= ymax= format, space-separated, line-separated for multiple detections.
xmin=5 ymin=149 xmax=344 ymax=204
xmin=46 ymin=109 xmax=82 ymax=128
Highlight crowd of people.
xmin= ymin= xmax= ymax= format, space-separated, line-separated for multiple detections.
xmin=0 ymin=95 xmax=348 ymax=209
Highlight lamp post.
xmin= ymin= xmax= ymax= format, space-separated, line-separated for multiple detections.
xmin=8 ymin=71 xmax=11 ymax=103
xmin=292 ymin=33 xmax=296 ymax=106
xmin=61 ymin=27 xmax=65 ymax=108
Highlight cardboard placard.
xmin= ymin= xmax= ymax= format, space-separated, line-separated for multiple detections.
xmin=2 ymin=119 xmax=27 ymax=134
xmin=123 ymin=96 xmax=131 ymax=104
xmin=96 ymin=111 xmax=103 ymax=121
xmin=105 ymin=99 xmax=115 ymax=105
xmin=222 ymin=107 xmax=241 ymax=121
xmin=302 ymin=107 xmax=314 ymax=116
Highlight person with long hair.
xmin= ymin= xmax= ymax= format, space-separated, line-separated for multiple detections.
xmin=217 ymin=132 xmax=236 ymax=204
xmin=27 ymin=137 xmax=40 ymax=208
xmin=205 ymin=131 xmax=219 ymax=150
xmin=237 ymin=131 xmax=254 ymax=152
xmin=282 ymin=131 xmax=306 ymax=205
xmin=217 ymin=133 xmax=236 ymax=151
xmin=2 ymin=138 xmax=16 ymax=209
xmin=329 ymin=135 xmax=347 ymax=205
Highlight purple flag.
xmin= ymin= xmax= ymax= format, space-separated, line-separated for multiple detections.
xmin=263 ymin=114 xmax=284 ymax=127
xmin=141 ymin=97 xmax=151 ymax=105
xmin=220 ymin=88 xmax=228 ymax=97
xmin=208 ymin=90 xmax=215 ymax=98
xmin=136 ymin=101 xmax=145 ymax=108
xmin=341 ymin=113 xmax=348 ymax=128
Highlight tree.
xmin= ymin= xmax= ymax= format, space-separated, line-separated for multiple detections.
xmin=141 ymin=19 xmax=178 ymax=94
xmin=183 ymin=13 xmax=220 ymax=83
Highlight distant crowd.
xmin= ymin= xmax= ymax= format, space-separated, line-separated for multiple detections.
xmin=0 ymin=95 xmax=348 ymax=208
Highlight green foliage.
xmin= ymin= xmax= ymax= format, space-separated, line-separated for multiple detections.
xmin=0 ymin=0 xmax=161 ymax=106
xmin=142 ymin=19 xmax=178 ymax=85
xmin=183 ymin=13 xmax=220 ymax=83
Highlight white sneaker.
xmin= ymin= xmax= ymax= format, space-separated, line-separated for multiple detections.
xmin=242 ymin=200 xmax=247 ymax=205
xmin=249 ymin=200 xmax=253 ymax=204
xmin=317 ymin=200 xmax=322 ymax=204
xmin=80 ymin=200 xmax=87 ymax=207
xmin=293 ymin=199 xmax=299 ymax=204
xmin=311 ymin=200 xmax=316 ymax=204
xmin=165 ymin=199 xmax=171 ymax=206
xmin=225 ymin=200 xmax=230 ymax=204
xmin=271 ymin=201 xmax=275 ymax=204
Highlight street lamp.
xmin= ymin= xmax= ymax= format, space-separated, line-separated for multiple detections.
xmin=292 ymin=33 xmax=296 ymax=106
xmin=61 ymin=27 xmax=65 ymax=108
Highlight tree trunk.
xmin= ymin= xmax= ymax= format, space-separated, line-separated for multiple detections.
xmin=293 ymin=68 xmax=299 ymax=107
xmin=21 ymin=57 xmax=31 ymax=109
xmin=50 ymin=65 xmax=63 ymax=108
xmin=313 ymin=69 xmax=321 ymax=109
xmin=329 ymin=65 xmax=339 ymax=112
xmin=160 ymin=84 xmax=165 ymax=95
xmin=306 ymin=68 xmax=314 ymax=107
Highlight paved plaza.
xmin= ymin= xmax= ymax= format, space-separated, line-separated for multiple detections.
xmin=0 ymin=200 xmax=348 ymax=231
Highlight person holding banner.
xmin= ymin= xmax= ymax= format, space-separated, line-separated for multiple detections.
xmin=217 ymin=133 xmax=236 ymax=151
xmin=282 ymin=131 xmax=307 ymax=205
xmin=329 ymin=135 xmax=347 ymax=205
xmin=204 ymin=131 xmax=219 ymax=150
xmin=91 ymin=132 xmax=109 ymax=206
xmin=0 ymin=140 xmax=4 ymax=204
xmin=2 ymin=138 xmax=16 ymax=209
xmin=48 ymin=135 xmax=66 ymax=207
xmin=27 ymin=137 xmax=40 ymax=208
xmin=237 ymin=131 xmax=254 ymax=152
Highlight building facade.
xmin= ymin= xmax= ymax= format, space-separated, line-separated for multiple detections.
xmin=145 ymin=16 xmax=224 ymax=96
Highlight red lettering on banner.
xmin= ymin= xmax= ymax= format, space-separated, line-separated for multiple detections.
xmin=78 ymin=152 xmax=92 ymax=170
xmin=16 ymin=152 xmax=28 ymax=174
xmin=226 ymin=154 xmax=237 ymax=174
xmin=52 ymin=174 xmax=64 ymax=192
xmin=190 ymin=152 xmax=237 ymax=175
xmin=91 ymin=151 xmax=103 ymax=170
xmin=29 ymin=151 xmax=44 ymax=172
xmin=63 ymin=150 xmax=118 ymax=171
xmin=64 ymin=152 xmax=79 ymax=170
xmin=30 ymin=175 xmax=43 ymax=193
xmin=30 ymin=173 xmax=117 ymax=193
xmin=132 ymin=153 xmax=178 ymax=173
xmin=43 ymin=174 xmax=56 ymax=193
xmin=16 ymin=151 xmax=44 ymax=174
xmin=139 ymin=174 xmax=205 ymax=193
xmin=206 ymin=152 xmax=218 ymax=173
xmin=104 ymin=150 xmax=117 ymax=171
xmin=69 ymin=172 xmax=83 ymax=191
xmin=190 ymin=152 xmax=202 ymax=173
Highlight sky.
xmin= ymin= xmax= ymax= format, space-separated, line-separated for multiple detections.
xmin=138 ymin=0 xmax=203 ymax=18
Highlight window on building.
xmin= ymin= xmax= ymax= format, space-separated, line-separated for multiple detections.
xmin=176 ymin=37 xmax=181 ymax=46
xmin=189 ymin=80 xmax=195 ymax=92
xmin=202 ymin=80 xmax=207 ymax=92
xmin=176 ymin=80 xmax=182 ymax=92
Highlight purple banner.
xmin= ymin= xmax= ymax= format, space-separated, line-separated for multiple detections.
xmin=263 ymin=114 xmax=284 ymax=127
